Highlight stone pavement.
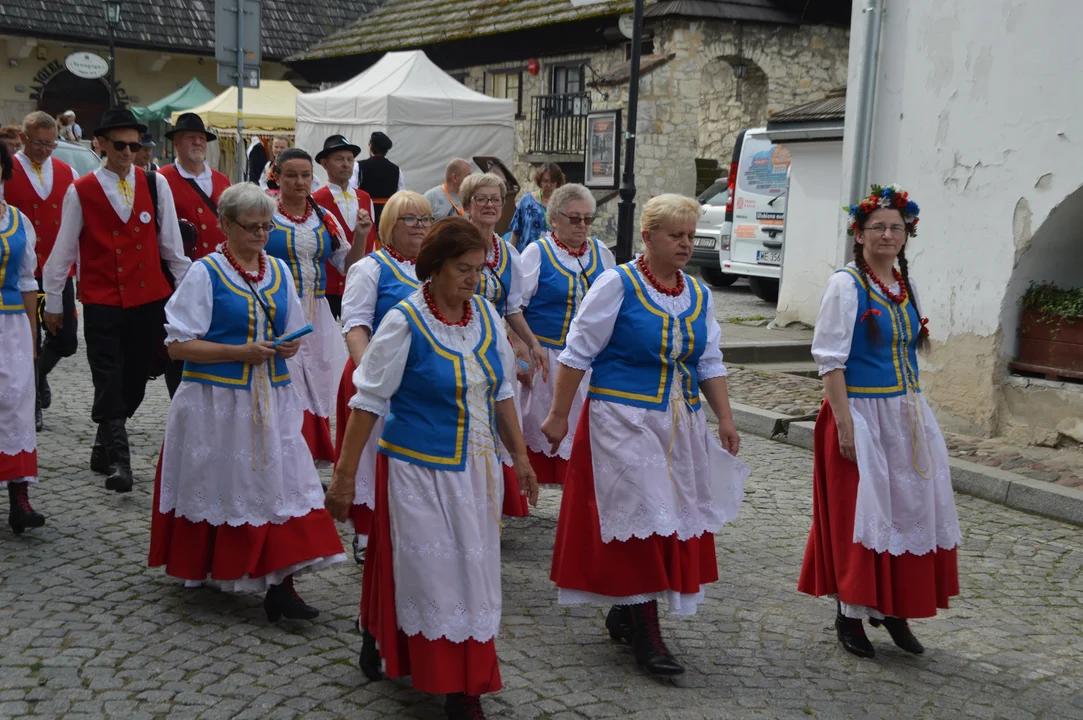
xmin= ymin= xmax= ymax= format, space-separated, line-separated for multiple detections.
xmin=2 ymin=349 xmax=1083 ymax=718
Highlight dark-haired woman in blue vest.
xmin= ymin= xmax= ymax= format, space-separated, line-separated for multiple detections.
xmin=149 ymin=183 xmax=345 ymax=622
xmin=543 ymin=194 xmax=748 ymax=678
xmin=799 ymin=184 xmax=960 ymax=660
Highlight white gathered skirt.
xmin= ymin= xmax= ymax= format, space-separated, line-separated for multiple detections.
xmin=349 ymin=411 xmax=384 ymax=533
xmin=289 ymin=294 xmax=348 ymax=419
xmin=520 ymin=346 xmax=589 ymax=459
xmin=0 ymin=312 xmax=36 ymax=485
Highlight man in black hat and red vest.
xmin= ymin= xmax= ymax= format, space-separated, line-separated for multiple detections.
xmin=42 ymin=108 xmax=190 ymax=493
xmin=351 ymin=131 xmax=403 ymax=228
xmin=313 ymin=134 xmax=377 ymax=319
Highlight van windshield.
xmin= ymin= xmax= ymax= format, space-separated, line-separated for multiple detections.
xmin=738 ymin=136 xmax=790 ymax=196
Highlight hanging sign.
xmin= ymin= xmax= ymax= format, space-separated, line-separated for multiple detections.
xmin=64 ymin=52 xmax=110 ymax=80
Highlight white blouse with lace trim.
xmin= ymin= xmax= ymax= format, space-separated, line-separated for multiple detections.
xmin=0 ymin=206 xmax=38 ymax=463
xmin=339 ymin=253 xmax=417 ymax=335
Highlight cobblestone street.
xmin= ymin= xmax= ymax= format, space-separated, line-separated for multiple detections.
xmin=2 ymin=351 xmax=1083 ymax=720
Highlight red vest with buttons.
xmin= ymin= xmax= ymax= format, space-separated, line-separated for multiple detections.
xmin=158 ymin=164 xmax=230 ymax=259
xmin=312 ymin=184 xmax=378 ymax=295
xmin=4 ymin=157 xmax=75 ymax=278
xmin=73 ymin=170 xmax=173 ymax=308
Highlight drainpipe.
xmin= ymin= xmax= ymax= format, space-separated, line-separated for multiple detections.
xmin=847 ymin=0 xmax=886 ymax=214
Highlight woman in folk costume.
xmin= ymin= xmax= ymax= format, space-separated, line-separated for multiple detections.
xmin=266 ymin=148 xmax=365 ymax=464
xmin=149 ymin=184 xmax=345 ymax=619
xmin=519 ymin=183 xmax=614 ymax=485
xmin=326 ymin=217 xmax=539 ymax=720
xmin=543 ymin=194 xmax=748 ymax=677
xmin=0 ymin=142 xmax=46 ymax=534
xmin=798 ymin=184 xmax=960 ymax=658
xmin=461 ymin=172 xmax=547 ymax=518
xmin=333 ymin=191 xmax=430 ymax=564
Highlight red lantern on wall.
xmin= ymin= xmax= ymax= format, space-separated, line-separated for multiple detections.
xmin=527 ymin=58 xmax=540 ymax=76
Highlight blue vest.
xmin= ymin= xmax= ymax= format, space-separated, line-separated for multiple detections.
xmin=523 ymin=237 xmax=607 ymax=350
xmin=589 ymin=263 xmax=710 ymax=411
xmin=378 ymin=297 xmax=504 ymax=471
xmin=477 ymin=234 xmax=514 ymax=316
xmin=181 ymin=255 xmax=292 ymax=389
xmin=838 ymin=266 xmax=921 ymax=398
xmin=369 ymin=249 xmax=419 ymax=332
xmin=265 ymin=217 xmax=334 ymax=298
xmin=0 ymin=209 xmax=30 ymax=314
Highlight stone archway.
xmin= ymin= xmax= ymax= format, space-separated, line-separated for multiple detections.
xmin=696 ymin=55 xmax=769 ymax=172
xmin=37 ymin=70 xmax=112 ymax=136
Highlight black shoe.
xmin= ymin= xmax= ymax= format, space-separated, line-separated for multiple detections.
xmin=105 ymin=464 xmax=134 ymax=493
xmin=444 ymin=693 xmax=485 ymax=720
xmin=628 ymin=600 xmax=684 ymax=676
xmin=605 ymin=605 xmax=633 ymax=644
xmin=90 ymin=423 xmax=112 ymax=474
xmin=104 ymin=420 xmax=132 ymax=492
xmin=7 ymin=481 xmax=45 ymax=535
xmin=869 ymin=616 xmax=924 ymax=654
xmin=264 ymin=576 xmax=319 ymax=621
xmin=835 ymin=613 xmax=875 ymax=658
xmin=34 ymin=404 xmax=43 ymax=432
xmin=39 ymin=377 xmax=51 ymax=410
xmin=358 ymin=629 xmax=383 ymax=681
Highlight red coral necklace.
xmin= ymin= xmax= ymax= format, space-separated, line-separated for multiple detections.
xmin=860 ymin=261 xmax=907 ymax=304
xmin=221 ymin=244 xmax=266 ymax=282
xmin=277 ymin=200 xmax=311 ymax=225
xmin=552 ymin=234 xmax=588 ymax=257
xmin=423 ymin=283 xmax=472 ymax=327
xmin=637 ymin=255 xmax=684 ymax=297
xmin=384 ymin=244 xmax=415 ymax=265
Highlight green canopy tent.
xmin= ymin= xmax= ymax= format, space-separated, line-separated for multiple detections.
xmin=131 ymin=79 xmax=216 ymax=123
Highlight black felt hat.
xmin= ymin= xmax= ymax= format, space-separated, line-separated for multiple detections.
xmin=165 ymin=112 xmax=216 ymax=141
xmin=315 ymin=134 xmax=361 ymax=163
xmin=93 ymin=108 xmax=148 ymax=137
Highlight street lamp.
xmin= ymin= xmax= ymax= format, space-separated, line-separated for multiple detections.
xmin=102 ymin=0 xmax=122 ymax=109
xmin=613 ymin=0 xmax=645 ymax=264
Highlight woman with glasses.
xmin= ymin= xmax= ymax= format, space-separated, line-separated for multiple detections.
xmin=519 ymin=184 xmax=613 ymax=486
xmin=461 ymin=172 xmax=547 ymax=518
xmin=334 ymin=190 xmax=429 ymax=562
xmin=510 ymin=162 xmax=565 ymax=250
xmin=543 ymin=194 xmax=747 ymax=677
xmin=149 ymin=183 xmax=345 ymax=620
xmin=799 ymin=185 xmax=960 ymax=659
xmin=266 ymin=148 xmax=365 ymax=466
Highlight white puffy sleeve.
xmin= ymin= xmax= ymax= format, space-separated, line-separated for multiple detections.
xmin=486 ymin=299 xmax=517 ymax=402
xmin=504 ymin=242 xmax=525 ymax=316
xmin=340 ymin=256 xmax=381 ymax=334
xmin=596 ymin=241 xmax=617 ymax=271
xmin=697 ymin=288 xmax=727 ymax=380
xmin=518 ymin=242 xmax=542 ymax=309
xmin=324 ymin=213 xmax=350 ymax=273
xmin=557 ymin=268 xmax=624 ymax=371
xmin=164 ymin=261 xmax=212 ymax=344
xmin=349 ymin=307 xmax=412 ymax=415
xmin=17 ymin=212 xmax=38 ymax=292
xmin=811 ymin=271 xmax=859 ymax=375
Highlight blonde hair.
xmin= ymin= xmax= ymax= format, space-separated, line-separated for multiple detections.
xmin=459 ymin=172 xmax=507 ymax=211
xmin=379 ymin=190 xmax=432 ymax=246
xmin=22 ymin=111 xmax=57 ymax=135
xmin=641 ymin=193 xmax=700 ymax=233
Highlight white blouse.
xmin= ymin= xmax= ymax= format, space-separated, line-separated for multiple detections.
xmin=272 ymin=209 xmax=350 ymax=295
xmin=0 ymin=206 xmax=39 ymax=293
xmin=519 ymin=234 xmax=617 ymax=309
xmin=340 ymin=253 xmax=417 ymax=335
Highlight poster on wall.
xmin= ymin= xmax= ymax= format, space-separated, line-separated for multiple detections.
xmin=584 ymin=109 xmax=621 ymax=190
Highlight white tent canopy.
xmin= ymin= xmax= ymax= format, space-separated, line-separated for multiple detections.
xmin=295 ymin=50 xmax=515 ymax=193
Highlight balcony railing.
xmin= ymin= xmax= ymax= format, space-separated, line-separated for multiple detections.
xmin=528 ymin=92 xmax=592 ymax=155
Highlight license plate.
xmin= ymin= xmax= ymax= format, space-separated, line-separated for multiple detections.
xmin=694 ymin=236 xmax=716 ymax=248
xmin=757 ymin=250 xmax=781 ymax=265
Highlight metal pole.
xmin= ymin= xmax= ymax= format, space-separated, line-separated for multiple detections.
xmin=846 ymin=0 xmax=884 ymax=212
xmin=614 ymin=0 xmax=645 ymax=264
xmin=235 ymin=0 xmax=245 ymax=182
xmin=107 ymin=24 xmax=117 ymax=109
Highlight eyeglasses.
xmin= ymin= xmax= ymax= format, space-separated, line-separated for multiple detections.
xmin=866 ymin=224 xmax=907 ymax=236
xmin=28 ymin=140 xmax=58 ymax=150
xmin=560 ymin=212 xmax=596 ymax=226
xmin=111 ymin=140 xmax=142 ymax=153
xmin=399 ymin=215 xmax=435 ymax=228
xmin=472 ymin=196 xmax=504 ymax=207
xmin=237 ymin=222 xmax=273 ymax=235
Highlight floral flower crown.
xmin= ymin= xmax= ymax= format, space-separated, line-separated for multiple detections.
xmin=844 ymin=184 xmax=920 ymax=237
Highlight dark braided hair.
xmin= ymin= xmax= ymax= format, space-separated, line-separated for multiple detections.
xmin=854 ymin=208 xmax=929 ymax=351
xmin=0 ymin=140 xmax=13 ymax=183
xmin=896 ymin=245 xmax=929 ymax=351
xmin=275 ymin=147 xmax=341 ymax=252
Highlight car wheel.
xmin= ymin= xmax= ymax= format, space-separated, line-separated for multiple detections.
xmin=701 ymin=267 xmax=738 ymax=288
xmin=748 ymin=276 xmax=779 ymax=302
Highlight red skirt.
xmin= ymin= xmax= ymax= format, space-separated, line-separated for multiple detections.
xmin=360 ymin=453 xmax=502 ymax=696
xmin=148 ymin=449 xmax=344 ymax=584
xmin=302 ymin=411 xmax=336 ymax=464
xmin=335 ymin=357 xmax=373 ymax=535
xmin=0 ymin=449 xmax=36 ymax=484
xmin=528 ymin=449 xmax=569 ymax=486
xmin=501 ymin=464 xmax=529 ymax=518
xmin=550 ymin=401 xmax=718 ymax=598
xmin=797 ymin=402 xmax=959 ymax=619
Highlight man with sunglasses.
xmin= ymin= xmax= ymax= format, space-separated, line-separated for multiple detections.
xmin=42 ymin=108 xmax=190 ymax=494
xmin=4 ymin=112 xmax=77 ymax=433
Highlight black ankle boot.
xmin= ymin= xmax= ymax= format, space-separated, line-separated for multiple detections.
xmin=869 ymin=616 xmax=924 ymax=654
xmin=90 ymin=423 xmax=112 ymax=475
xmin=8 ymin=481 xmax=46 ymax=534
xmin=444 ymin=692 xmax=485 ymax=720
xmin=37 ymin=347 xmax=59 ymax=410
xmin=835 ymin=612 xmax=875 ymax=658
xmin=628 ymin=600 xmax=684 ymax=676
xmin=264 ymin=575 xmax=319 ymax=621
xmin=104 ymin=420 xmax=133 ymax=493
xmin=605 ymin=605 xmax=633 ymax=644
xmin=34 ymin=398 xmax=43 ymax=432
xmin=358 ymin=629 xmax=383 ymax=681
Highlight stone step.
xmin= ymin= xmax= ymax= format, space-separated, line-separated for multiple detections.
xmin=733 ymin=361 xmax=821 ymax=379
xmin=721 ymin=340 xmax=812 ymax=365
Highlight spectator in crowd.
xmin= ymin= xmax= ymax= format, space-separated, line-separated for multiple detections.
xmin=423 ymin=158 xmax=471 ymax=218
xmin=510 ymin=162 xmax=565 ymax=249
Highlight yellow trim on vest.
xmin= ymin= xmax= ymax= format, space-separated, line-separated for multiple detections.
xmin=373 ymin=249 xmax=420 ymax=288
xmin=473 ymin=299 xmax=500 ymax=431
xmin=676 ymin=275 xmax=704 ymax=406
xmin=532 ymin=237 xmax=599 ymax=347
xmin=264 ymin=262 xmax=291 ymax=383
xmin=840 ymin=265 xmax=915 ymax=395
xmin=0 ymin=209 xmax=26 ymax=311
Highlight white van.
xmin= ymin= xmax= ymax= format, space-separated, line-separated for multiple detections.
xmin=717 ymin=128 xmax=791 ymax=302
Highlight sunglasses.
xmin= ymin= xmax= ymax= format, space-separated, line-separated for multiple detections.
xmin=111 ymin=140 xmax=143 ymax=153
xmin=560 ymin=212 xmax=596 ymax=226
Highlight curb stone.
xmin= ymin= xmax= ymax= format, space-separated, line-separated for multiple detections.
xmin=723 ymin=401 xmax=1083 ymax=528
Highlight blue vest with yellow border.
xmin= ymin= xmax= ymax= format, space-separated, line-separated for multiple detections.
xmin=378 ymin=296 xmax=504 ymax=471
xmin=477 ymin=234 xmax=514 ymax=316
xmin=369 ymin=249 xmax=419 ymax=332
xmin=265 ymin=216 xmax=334 ymax=298
xmin=838 ymin=266 xmax=921 ymax=398
xmin=588 ymin=263 xmax=709 ymax=411
xmin=0 ymin=209 xmax=30 ymax=314
xmin=523 ymin=236 xmax=607 ymax=350
xmin=181 ymin=255 xmax=292 ymax=389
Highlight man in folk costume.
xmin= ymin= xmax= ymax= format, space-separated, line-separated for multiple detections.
xmin=245 ymin=136 xmax=267 ymax=184
xmin=352 ymin=131 xmax=404 ymax=228
xmin=43 ymin=108 xmax=190 ymax=493
xmin=423 ymin=158 xmax=471 ymax=219
xmin=5 ymin=112 xmax=77 ymax=432
xmin=313 ymin=134 xmax=377 ymax=320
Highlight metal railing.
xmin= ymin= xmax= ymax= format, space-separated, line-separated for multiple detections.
xmin=528 ymin=92 xmax=592 ymax=155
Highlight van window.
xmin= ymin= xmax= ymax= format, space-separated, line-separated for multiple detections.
xmin=737 ymin=136 xmax=790 ymax=196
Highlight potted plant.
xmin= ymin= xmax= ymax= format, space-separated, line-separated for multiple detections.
xmin=1012 ymin=282 xmax=1083 ymax=379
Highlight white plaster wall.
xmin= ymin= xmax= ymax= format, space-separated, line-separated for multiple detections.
xmin=775 ymin=140 xmax=843 ymax=327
